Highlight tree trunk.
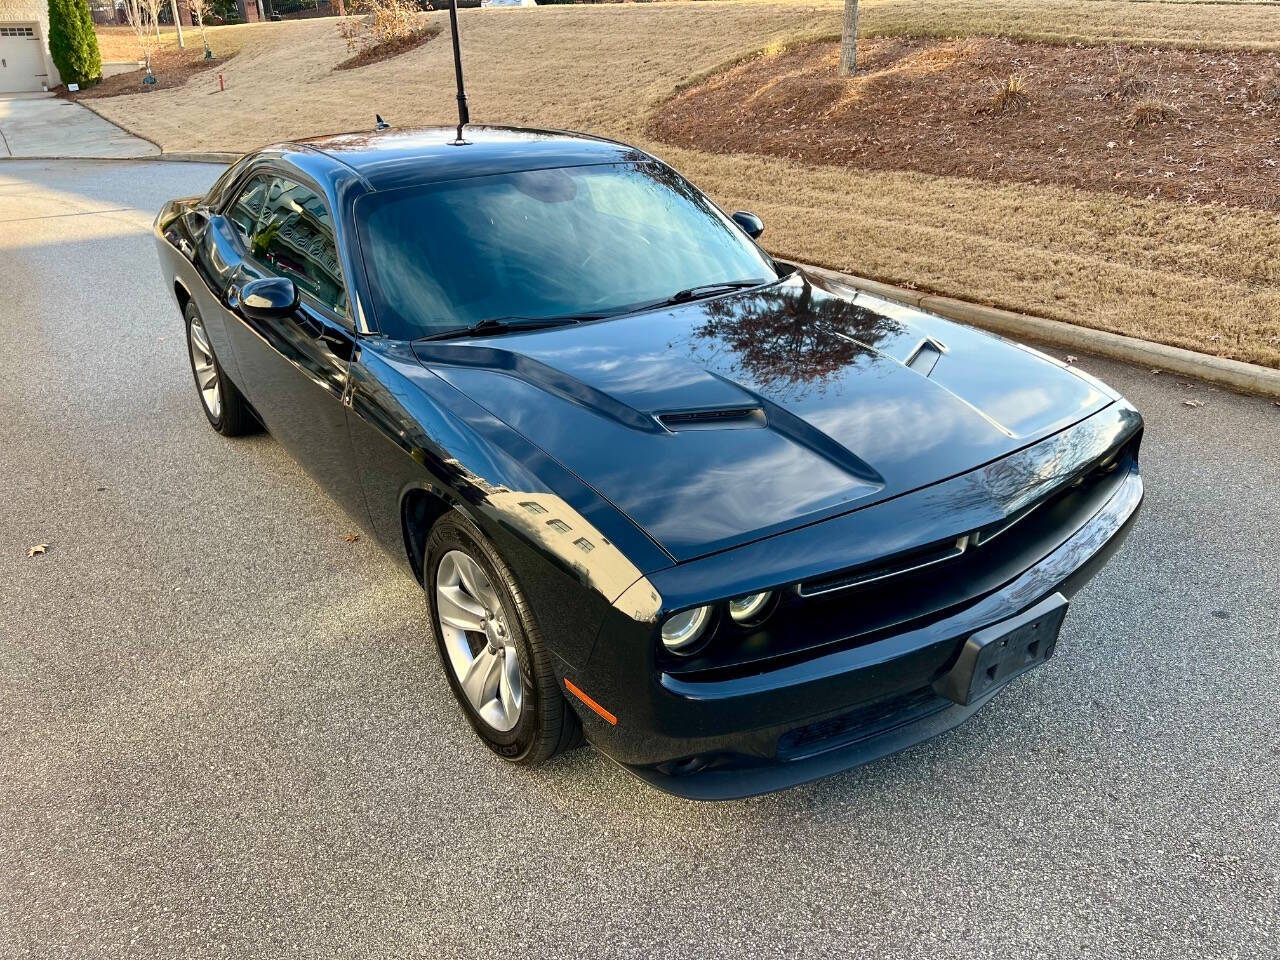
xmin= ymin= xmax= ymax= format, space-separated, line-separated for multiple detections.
xmin=170 ymin=0 xmax=185 ymax=46
xmin=838 ymin=0 xmax=858 ymax=77
xmin=334 ymin=0 xmax=345 ymax=16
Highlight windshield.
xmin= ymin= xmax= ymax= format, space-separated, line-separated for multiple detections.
xmin=355 ymin=161 xmax=778 ymax=340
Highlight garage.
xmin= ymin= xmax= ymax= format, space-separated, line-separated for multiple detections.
xmin=0 ymin=23 xmax=49 ymax=93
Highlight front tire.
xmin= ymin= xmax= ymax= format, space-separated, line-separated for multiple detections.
xmin=184 ymin=302 xmax=253 ymax=436
xmin=424 ymin=511 xmax=582 ymax=765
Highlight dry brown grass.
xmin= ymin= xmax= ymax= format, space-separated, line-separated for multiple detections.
xmin=94 ymin=23 xmax=254 ymax=63
xmin=1105 ymin=47 xmax=1154 ymax=99
xmin=985 ymin=72 xmax=1031 ymax=113
xmin=668 ymin=147 xmax=1280 ymax=368
xmin=1252 ymin=68 xmax=1280 ymax=103
xmin=85 ymin=0 xmax=1280 ymax=367
xmin=1124 ymin=96 xmax=1177 ymax=127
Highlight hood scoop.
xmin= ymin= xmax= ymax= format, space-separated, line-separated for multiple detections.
xmin=657 ymin=406 xmax=767 ymax=432
xmin=904 ymin=337 xmax=947 ymax=377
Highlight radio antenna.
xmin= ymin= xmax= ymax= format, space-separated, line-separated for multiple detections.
xmin=447 ymin=0 xmax=470 ymax=145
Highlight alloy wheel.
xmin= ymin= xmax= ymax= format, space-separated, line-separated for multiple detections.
xmin=188 ymin=315 xmax=222 ymax=420
xmin=435 ymin=549 xmax=524 ymax=732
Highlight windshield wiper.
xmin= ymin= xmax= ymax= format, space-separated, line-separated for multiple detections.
xmin=419 ymin=313 xmax=604 ymax=342
xmin=662 ymin=279 xmax=767 ymax=306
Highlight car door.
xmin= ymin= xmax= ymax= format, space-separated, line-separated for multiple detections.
xmin=217 ymin=172 xmax=371 ymax=526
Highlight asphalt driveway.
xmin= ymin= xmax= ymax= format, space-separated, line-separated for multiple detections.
xmin=0 ymin=93 xmax=157 ymax=159
xmin=1 ymin=159 xmax=1277 ymax=960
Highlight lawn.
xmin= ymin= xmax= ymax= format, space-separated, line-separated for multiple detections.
xmin=87 ymin=0 xmax=1280 ymax=367
xmin=95 ymin=23 xmax=255 ymax=63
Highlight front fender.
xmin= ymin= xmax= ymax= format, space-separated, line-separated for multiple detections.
xmin=346 ymin=337 xmax=671 ymax=670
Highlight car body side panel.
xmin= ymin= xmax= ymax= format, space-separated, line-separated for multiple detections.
xmin=156 ymin=199 xmax=249 ymax=392
xmin=346 ymin=337 xmax=671 ymax=669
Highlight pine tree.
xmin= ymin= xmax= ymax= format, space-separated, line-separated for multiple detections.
xmin=46 ymin=0 xmax=103 ymax=88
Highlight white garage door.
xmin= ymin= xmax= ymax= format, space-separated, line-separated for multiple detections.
xmin=0 ymin=24 xmax=47 ymax=93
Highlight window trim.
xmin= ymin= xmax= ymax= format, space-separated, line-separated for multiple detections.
xmin=225 ymin=173 xmax=271 ymax=246
xmin=217 ymin=162 xmax=357 ymax=332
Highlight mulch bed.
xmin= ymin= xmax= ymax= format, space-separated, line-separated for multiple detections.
xmin=650 ymin=38 xmax=1280 ymax=210
xmin=334 ymin=24 xmax=442 ymax=71
xmin=60 ymin=46 xmax=233 ymax=99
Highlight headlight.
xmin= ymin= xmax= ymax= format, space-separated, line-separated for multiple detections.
xmin=728 ymin=591 xmax=773 ymax=625
xmin=660 ymin=605 xmax=712 ymax=653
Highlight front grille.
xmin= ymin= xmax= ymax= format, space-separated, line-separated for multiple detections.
xmin=799 ymin=535 xmax=970 ymax=597
xmin=796 ymin=446 xmax=1125 ymax=601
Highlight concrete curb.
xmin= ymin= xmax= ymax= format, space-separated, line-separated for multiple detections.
xmin=161 ymin=151 xmax=242 ymax=163
xmin=804 ymin=265 xmax=1280 ymax=401
xmin=0 ymin=151 xmax=237 ymax=163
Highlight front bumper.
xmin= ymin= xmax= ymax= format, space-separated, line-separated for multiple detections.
xmin=578 ymin=461 xmax=1143 ymax=800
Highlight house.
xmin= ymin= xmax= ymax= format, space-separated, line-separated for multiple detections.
xmin=0 ymin=0 xmax=60 ymax=92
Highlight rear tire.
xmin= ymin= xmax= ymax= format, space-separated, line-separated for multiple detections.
xmin=184 ymin=301 xmax=253 ymax=437
xmin=424 ymin=511 xmax=583 ymax=765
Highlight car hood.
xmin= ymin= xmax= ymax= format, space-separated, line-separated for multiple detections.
xmin=413 ymin=270 xmax=1114 ymax=562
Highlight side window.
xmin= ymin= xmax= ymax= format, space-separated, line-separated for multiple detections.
xmin=226 ymin=176 xmax=268 ymax=244
xmin=251 ymin=177 xmax=349 ymax=319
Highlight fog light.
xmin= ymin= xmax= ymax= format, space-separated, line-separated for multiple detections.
xmin=661 ymin=606 xmax=711 ymax=653
xmin=728 ymin=591 xmax=773 ymax=624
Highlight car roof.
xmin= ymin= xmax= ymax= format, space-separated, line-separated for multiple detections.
xmin=279 ymin=124 xmax=653 ymax=193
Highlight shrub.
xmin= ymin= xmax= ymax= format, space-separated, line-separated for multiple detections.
xmin=1252 ymin=69 xmax=1280 ymax=106
xmin=1105 ymin=48 xmax=1153 ymax=101
xmin=985 ymin=72 xmax=1030 ymax=114
xmin=339 ymin=0 xmax=419 ymax=52
xmin=1125 ymin=98 xmax=1176 ymax=129
xmin=47 ymin=0 xmax=102 ymax=87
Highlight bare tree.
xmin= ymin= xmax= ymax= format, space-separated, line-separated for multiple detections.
xmin=140 ymin=0 xmax=164 ymax=47
xmin=124 ymin=0 xmax=162 ymax=79
xmin=838 ymin=0 xmax=858 ymax=76
xmin=189 ymin=0 xmax=212 ymax=56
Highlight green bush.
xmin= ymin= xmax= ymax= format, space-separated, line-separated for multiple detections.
xmin=46 ymin=0 xmax=102 ymax=87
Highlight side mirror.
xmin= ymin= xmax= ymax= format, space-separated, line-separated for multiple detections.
xmin=240 ymin=276 xmax=299 ymax=321
xmin=732 ymin=210 xmax=765 ymax=240
xmin=182 ymin=207 xmax=210 ymax=240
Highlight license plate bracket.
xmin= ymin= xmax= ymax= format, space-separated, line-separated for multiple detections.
xmin=933 ymin=593 xmax=1069 ymax=706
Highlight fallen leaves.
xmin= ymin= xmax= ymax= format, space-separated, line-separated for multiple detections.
xmin=343 ymin=533 xmax=360 ymax=543
xmin=1064 ymin=354 xmax=1078 ymax=364
xmin=1183 ymin=399 xmax=1206 ymax=408
xmin=27 ymin=543 xmax=48 ymax=558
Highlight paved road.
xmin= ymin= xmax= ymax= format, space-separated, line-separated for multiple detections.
xmin=1 ymin=159 xmax=1277 ymax=960
xmin=0 ymin=94 xmax=157 ymax=159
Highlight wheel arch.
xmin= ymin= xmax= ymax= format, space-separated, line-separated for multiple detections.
xmin=401 ymin=485 xmax=457 ymax=585
xmin=173 ymin=278 xmax=193 ymax=317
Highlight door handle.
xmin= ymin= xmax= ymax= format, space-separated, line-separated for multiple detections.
xmin=296 ymin=316 xmax=355 ymax=360
xmin=295 ymin=314 xmax=325 ymax=339
xmin=321 ymin=329 xmax=355 ymax=360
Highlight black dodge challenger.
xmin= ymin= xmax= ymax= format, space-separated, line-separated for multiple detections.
xmin=154 ymin=126 xmax=1144 ymax=799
